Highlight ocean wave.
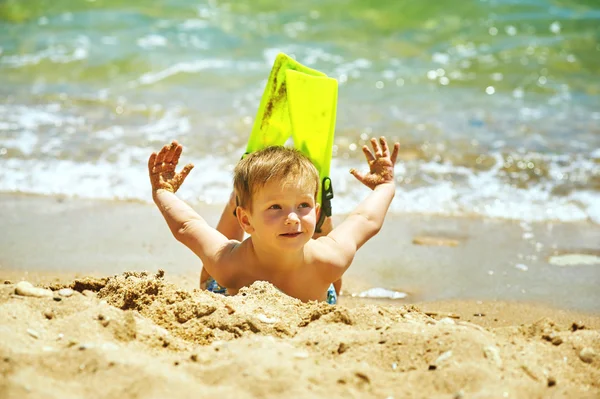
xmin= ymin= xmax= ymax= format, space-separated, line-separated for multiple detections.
xmin=0 ymin=151 xmax=597 ymax=225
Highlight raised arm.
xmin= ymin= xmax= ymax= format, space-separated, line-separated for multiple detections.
xmin=149 ymin=141 xmax=237 ymax=284
xmin=318 ymin=137 xmax=399 ymax=278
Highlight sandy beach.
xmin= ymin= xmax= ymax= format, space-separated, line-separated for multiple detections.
xmin=1 ymin=193 xmax=599 ymax=398
xmin=2 ymin=0 xmax=600 ymax=396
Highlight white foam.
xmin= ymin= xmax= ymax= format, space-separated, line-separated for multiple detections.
xmin=137 ymin=34 xmax=168 ymax=49
xmin=356 ymin=287 xmax=407 ymax=300
xmin=1 ymin=117 xmax=599 ymax=225
xmin=180 ymin=19 xmax=209 ymax=30
xmin=133 ymin=59 xmax=232 ymax=86
xmin=549 ymin=254 xmax=600 ymax=267
xmin=0 ymin=155 xmax=232 ymax=204
xmin=1 ymin=130 xmax=39 ymax=155
xmin=1 ymin=152 xmax=597 ymax=225
xmin=569 ymin=191 xmax=600 ymax=225
xmin=138 ymin=109 xmax=191 ymax=141
xmin=1 ymin=42 xmax=89 ymax=67
xmin=0 ymin=104 xmax=83 ymax=130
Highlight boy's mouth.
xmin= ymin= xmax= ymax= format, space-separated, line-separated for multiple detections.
xmin=280 ymin=232 xmax=302 ymax=238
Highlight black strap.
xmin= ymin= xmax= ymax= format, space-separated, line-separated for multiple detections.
xmin=315 ymin=177 xmax=334 ymax=233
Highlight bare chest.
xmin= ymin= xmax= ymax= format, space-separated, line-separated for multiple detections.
xmin=235 ymin=261 xmax=328 ymax=302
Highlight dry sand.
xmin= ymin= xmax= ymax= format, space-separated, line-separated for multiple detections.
xmin=1 ymin=193 xmax=599 ymax=398
xmin=1 ymin=271 xmax=599 ymax=399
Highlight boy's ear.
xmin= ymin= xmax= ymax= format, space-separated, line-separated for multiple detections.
xmin=315 ymin=202 xmax=321 ymax=218
xmin=236 ymin=206 xmax=255 ymax=234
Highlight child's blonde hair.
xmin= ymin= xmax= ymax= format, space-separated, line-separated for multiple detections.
xmin=234 ymin=146 xmax=319 ymax=211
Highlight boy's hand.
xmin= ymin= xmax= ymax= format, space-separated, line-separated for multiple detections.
xmin=350 ymin=136 xmax=399 ymax=190
xmin=148 ymin=140 xmax=194 ymax=194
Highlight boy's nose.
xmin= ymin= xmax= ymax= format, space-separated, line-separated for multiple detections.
xmin=285 ymin=212 xmax=300 ymax=225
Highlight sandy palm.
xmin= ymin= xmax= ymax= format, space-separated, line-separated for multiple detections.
xmin=148 ymin=140 xmax=194 ymax=193
xmin=350 ymin=136 xmax=399 ymax=190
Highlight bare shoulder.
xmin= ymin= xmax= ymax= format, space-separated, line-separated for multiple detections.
xmin=206 ymin=239 xmax=251 ymax=287
xmin=221 ymin=238 xmax=254 ymax=268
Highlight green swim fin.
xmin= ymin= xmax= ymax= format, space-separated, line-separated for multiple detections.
xmin=246 ymin=53 xmax=338 ymax=232
xmin=286 ymin=69 xmax=337 ymax=230
xmin=246 ymin=53 xmax=327 ymax=154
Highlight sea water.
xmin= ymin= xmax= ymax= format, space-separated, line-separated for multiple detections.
xmin=1 ymin=0 xmax=599 ymax=224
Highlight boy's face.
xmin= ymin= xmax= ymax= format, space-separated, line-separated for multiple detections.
xmin=238 ymin=178 xmax=319 ymax=252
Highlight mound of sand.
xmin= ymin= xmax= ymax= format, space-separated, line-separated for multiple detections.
xmin=1 ymin=271 xmax=598 ymax=398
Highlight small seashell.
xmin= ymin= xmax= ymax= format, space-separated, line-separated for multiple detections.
xmin=515 ymin=263 xmax=529 ymax=272
xmin=101 ymin=343 xmax=119 ymax=351
xmin=256 ymin=314 xmax=279 ymax=324
xmin=15 ymin=281 xmax=53 ymax=298
xmin=438 ymin=317 xmax=456 ymax=325
xmin=27 ymin=329 xmax=39 ymax=339
xmin=483 ymin=346 xmax=503 ymax=367
xmin=435 ymin=350 xmax=453 ymax=366
xmin=293 ymin=351 xmax=309 ymax=359
xmin=358 ymin=287 xmax=407 ymax=299
xmin=58 ymin=288 xmax=74 ymax=297
xmin=579 ymin=347 xmax=596 ymax=364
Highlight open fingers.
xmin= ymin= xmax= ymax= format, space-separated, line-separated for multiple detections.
xmin=349 ymin=168 xmax=365 ymax=183
xmin=361 ymin=144 xmax=375 ymax=164
xmin=390 ymin=142 xmax=400 ymax=165
xmin=155 ymin=143 xmax=170 ymax=164
xmin=379 ymin=137 xmax=390 ymax=158
xmin=370 ymin=137 xmax=383 ymax=157
xmin=171 ymin=144 xmax=183 ymax=166
xmin=175 ymin=163 xmax=194 ymax=186
xmin=164 ymin=140 xmax=180 ymax=164
xmin=148 ymin=152 xmax=157 ymax=173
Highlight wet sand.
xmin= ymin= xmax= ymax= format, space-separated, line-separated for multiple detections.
xmin=1 ymin=193 xmax=598 ymax=311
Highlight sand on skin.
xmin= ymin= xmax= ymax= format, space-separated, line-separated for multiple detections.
xmin=1 ymin=271 xmax=599 ymax=399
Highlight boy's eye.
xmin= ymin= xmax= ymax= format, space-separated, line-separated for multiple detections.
xmin=298 ymin=202 xmax=311 ymax=209
xmin=268 ymin=204 xmax=281 ymax=210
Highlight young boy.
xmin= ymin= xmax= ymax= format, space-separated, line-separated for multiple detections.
xmin=148 ymin=137 xmax=399 ymax=304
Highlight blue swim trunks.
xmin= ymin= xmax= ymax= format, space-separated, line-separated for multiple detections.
xmin=204 ymin=277 xmax=337 ymax=305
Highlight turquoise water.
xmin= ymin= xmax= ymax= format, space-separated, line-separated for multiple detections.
xmin=1 ymin=0 xmax=599 ymax=222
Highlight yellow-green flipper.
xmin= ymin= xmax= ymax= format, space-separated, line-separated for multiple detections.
xmin=246 ymin=53 xmax=338 ymax=232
